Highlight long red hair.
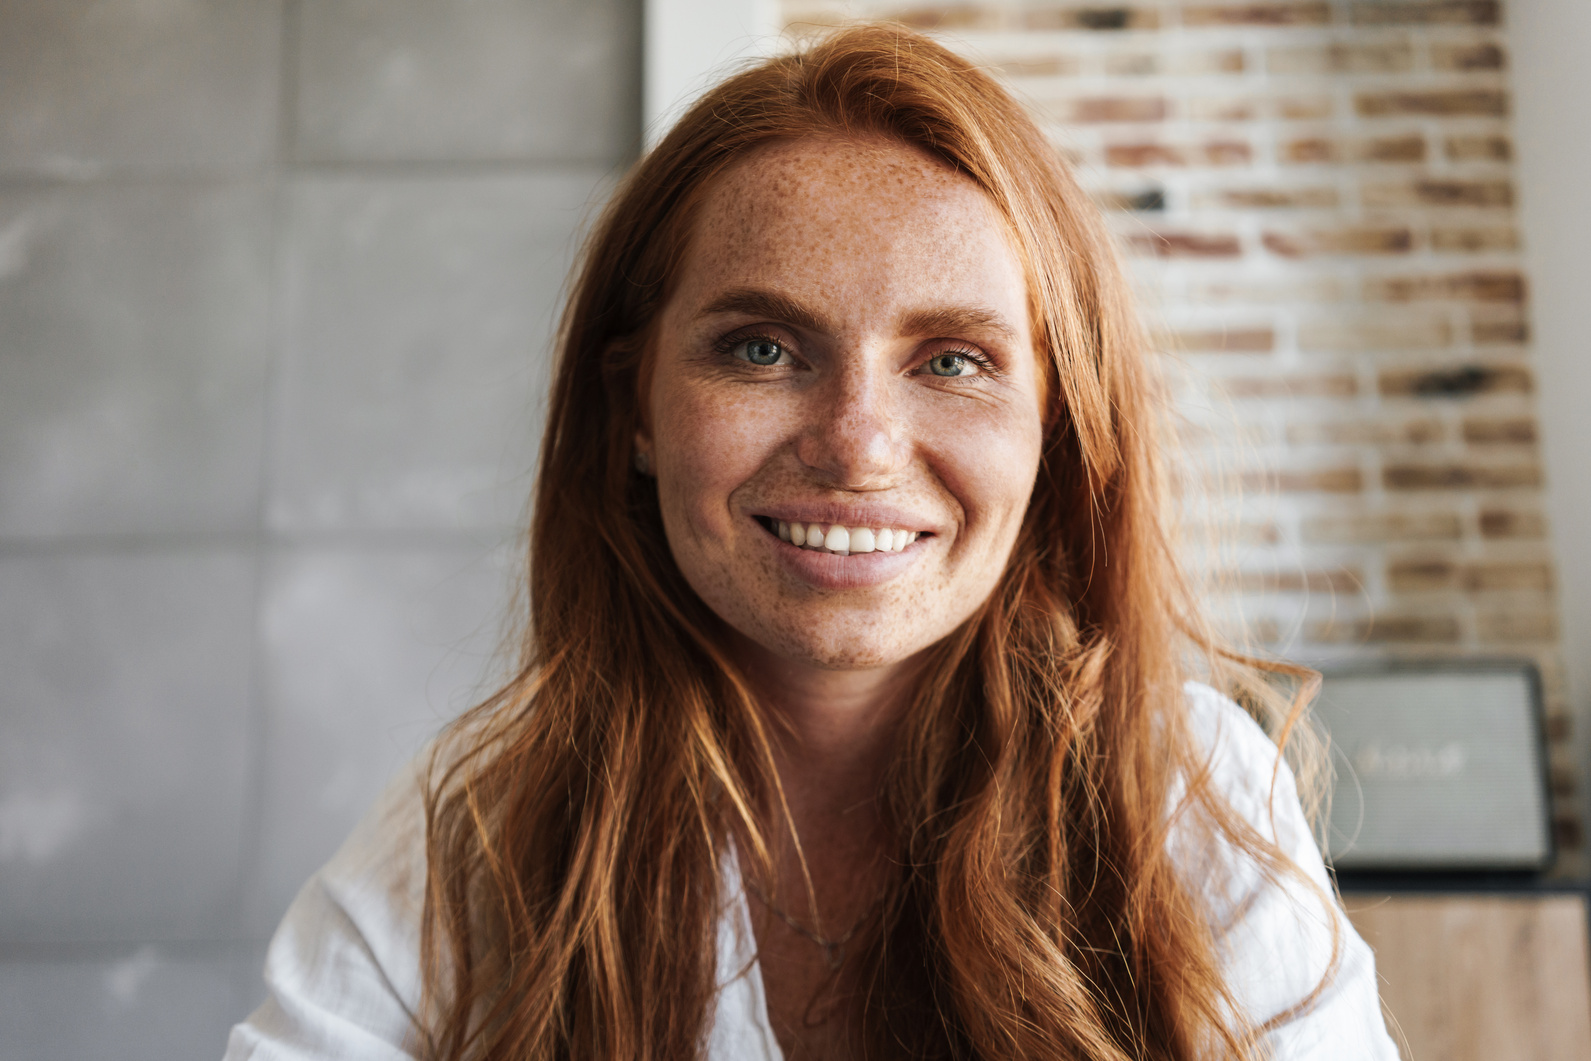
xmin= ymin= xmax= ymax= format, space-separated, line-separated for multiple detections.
xmin=421 ymin=23 xmax=1329 ymax=1060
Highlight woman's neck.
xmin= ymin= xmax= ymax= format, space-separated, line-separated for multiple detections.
xmin=735 ymin=642 xmax=919 ymax=829
xmin=731 ymin=643 xmax=917 ymax=1060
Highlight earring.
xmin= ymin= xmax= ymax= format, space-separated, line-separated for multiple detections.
xmin=633 ymin=450 xmax=650 ymax=475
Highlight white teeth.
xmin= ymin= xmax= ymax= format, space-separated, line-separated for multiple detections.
xmin=775 ymin=520 xmax=919 ymax=555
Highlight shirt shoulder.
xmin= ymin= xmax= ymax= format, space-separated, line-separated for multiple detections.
xmin=224 ymin=762 xmax=429 ymax=1061
xmin=1176 ymin=681 xmax=1399 ymax=1060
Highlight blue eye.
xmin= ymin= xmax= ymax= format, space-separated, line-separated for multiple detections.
xmin=928 ymin=352 xmax=970 ymax=377
xmin=737 ymin=338 xmax=786 ymax=366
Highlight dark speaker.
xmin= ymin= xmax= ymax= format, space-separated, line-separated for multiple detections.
xmin=1314 ymin=661 xmax=1554 ymax=872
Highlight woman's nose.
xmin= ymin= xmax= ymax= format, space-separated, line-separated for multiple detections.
xmin=794 ymin=359 xmax=905 ymax=488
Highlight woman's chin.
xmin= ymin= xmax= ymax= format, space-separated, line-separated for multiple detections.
xmin=731 ymin=618 xmax=931 ymax=676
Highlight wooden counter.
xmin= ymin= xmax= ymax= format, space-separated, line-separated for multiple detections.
xmin=1343 ymin=892 xmax=1591 ymax=1061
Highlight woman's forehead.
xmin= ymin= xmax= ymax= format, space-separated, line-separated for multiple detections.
xmin=675 ymin=136 xmax=1028 ymax=326
xmin=700 ymin=135 xmax=988 ymax=237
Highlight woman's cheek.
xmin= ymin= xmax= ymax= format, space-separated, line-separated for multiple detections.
xmin=917 ymin=399 xmax=1042 ymax=534
xmin=663 ymin=384 xmax=785 ymax=528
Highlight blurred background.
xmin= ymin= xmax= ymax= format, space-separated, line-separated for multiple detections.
xmin=1 ymin=0 xmax=1588 ymax=1058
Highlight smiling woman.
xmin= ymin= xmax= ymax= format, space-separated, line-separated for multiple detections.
xmin=225 ymin=24 xmax=1397 ymax=1061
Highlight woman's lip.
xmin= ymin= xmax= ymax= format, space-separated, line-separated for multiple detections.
xmin=748 ymin=504 xmax=939 ymax=535
xmin=768 ymin=531 xmax=923 ymax=589
xmin=753 ymin=514 xmax=926 ymax=589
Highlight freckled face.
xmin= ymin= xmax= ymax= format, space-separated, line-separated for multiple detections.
xmin=640 ymin=136 xmax=1045 ymax=672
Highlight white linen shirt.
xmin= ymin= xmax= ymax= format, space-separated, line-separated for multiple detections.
xmin=224 ymin=683 xmax=1398 ymax=1060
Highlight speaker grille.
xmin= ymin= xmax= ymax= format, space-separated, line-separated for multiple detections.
xmin=1316 ymin=665 xmax=1552 ymax=871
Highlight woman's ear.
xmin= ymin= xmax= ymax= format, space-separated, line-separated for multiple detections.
xmin=633 ymin=429 xmax=654 ymax=476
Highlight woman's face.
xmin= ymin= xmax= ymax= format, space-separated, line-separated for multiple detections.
xmin=640 ymin=136 xmax=1046 ymax=674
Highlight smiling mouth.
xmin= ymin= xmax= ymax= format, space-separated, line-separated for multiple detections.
xmin=754 ymin=516 xmax=923 ymax=556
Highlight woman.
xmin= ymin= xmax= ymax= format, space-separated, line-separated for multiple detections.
xmin=228 ymin=24 xmax=1396 ymax=1061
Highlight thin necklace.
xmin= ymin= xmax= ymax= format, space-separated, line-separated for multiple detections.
xmin=745 ymin=881 xmax=880 ymax=972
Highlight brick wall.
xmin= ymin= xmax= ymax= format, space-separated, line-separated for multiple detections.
xmin=780 ymin=0 xmax=1578 ymax=866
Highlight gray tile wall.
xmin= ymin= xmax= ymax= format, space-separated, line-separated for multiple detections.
xmin=0 ymin=1 xmax=639 ymax=1056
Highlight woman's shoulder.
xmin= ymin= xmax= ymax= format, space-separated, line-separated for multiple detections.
xmin=1181 ymin=679 xmax=1283 ymax=780
xmin=224 ymin=762 xmax=429 ymax=1060
xmin=1179 ymin=679 xmax=1310 ymax=848
xmin=1175 ymin=682 xmax=1400 ymax=1059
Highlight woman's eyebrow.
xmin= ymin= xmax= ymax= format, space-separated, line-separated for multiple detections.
xmin=898 ymin=305 xmax=1019 ymax=342
xmin=699 ymin=289 xmax=1018 ymax=343
xmin=699 ymin=288 xmax=830 ymax=333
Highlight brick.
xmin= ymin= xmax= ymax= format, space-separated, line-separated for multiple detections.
xmin=1190 ymin=277 xmax=1348 ymax=302
xmin=1310 ymin=614 xmax=1461 ymax=643
xmin=1099 ymin=187 xmax=1168 ymax=211
xmin=1107 ymin=48 xmax=1247 ymax=76
xmin=1360 ymin=134 xmax=1429 ymax=163
xmin=1174 ymin=48 xmax=1247 ymax=74
xmin=1389 ymin=558 xmax=1458 ymax=590
xmin=1430 ymin=41 xmax=1506 ymax=70
xmin=1224 ymin=568 xmax=1364 ymax=593
xmin=1383 ymin=461 xmax=1543 ymax=490
xmin=1108 ymin=143 xmax=1186 ymax=166
xmin=888 ymin=4 xmax=1003 ymax=29
xmin=1350 ymin=1 xmax=1499 ymax=26
xmin=1238 ymin=521 xmax=1283 ymax=544
xmin=1183 ymin=2 xmax=1332 ymax=26
xmin=1281 ymin=134 xmax=1426 ymax=164
xmin=1477 ymin=611 xmax=1558 ymax=642
xmin=1362 ymin=179 xmax=1513 ymax=207
xmin=1286 ymin=417 xmax=1443 ymax=444
xmin=1127 ymin=230 xmax=1243 ymax=256
xmin=1379 ymin=364 xmax=1532 ymax=396
xmin=1106 ymin=52 xmax=1161 ymax=75
xmin=1364 ymin=271 xmax=1525 ymax=303
xmin=1471 ymin=314 xmax=1528 ymax=343
xmin=1265 ymin=466 xmax=1365 ymax=492
xmin=1264 ymin=226 xmax=1414 ymax=257
xmin=1277 ymin=96 xmax=1335 ymax=120
xmin=1446 ymin=135 xmax=1512 ymax=161
xmin=1465 ymin=561 xmax=1553 ymax=591
xmin=1225 ymin=375 xmax=1359 ymax=398
xmin=1302 ymin=511 xmax=1463 ymax=542
xmin=1479 ymin=507 xmax=1546 ymax=539
xmin=1432 ymin=226 xmax=1519 ymax=252
xmin=1267 ymin=40 xmax=1413 ymax=74
xmin=1356 ymin=89 xmax=1508 ymax=117
xmin=1212 ymin=187 xmax=1340 ymax=208
xmin=994 ymin=56 xmax=1083 ymax=78
xmin=1463 ymin=416 xmax=1537 ymax=444
xmin=1163 ymin=326 xmax=1276 ymax=352
xmin=1298 ymin=316 xmax=1451 ymax=351
xmin=1188 ymin=97 xmax=1258 ymax=121
xmin=1178 ymin=419 xmax=1276 ymax=446
xmin=1204 ymin=140 xmax=1253 ymax=164
xmin=1282 ymin=138 xmax=1336 ymax=164
xmin=1105 ymin=141 xmax=1250 ymax=167
xmin=1023 ymin=6 xmax=1163 ymax=30
xmin=1068 ymin=97 xmax=1169 ymax=122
